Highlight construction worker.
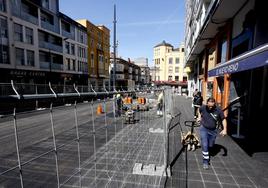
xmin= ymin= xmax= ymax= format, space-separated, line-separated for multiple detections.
xmin=116 ymin=94 xmax=123 ymax=117
xmin=193 ymin=91 xmax=203 ymax=119
xmin=157 ymin=91 xmax=163 ymax=116
xmin=197 ymin=97 xmax=227 ymax=170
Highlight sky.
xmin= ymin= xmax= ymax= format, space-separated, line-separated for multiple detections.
xmin=59 ymin=0 xmax=185 ymax=67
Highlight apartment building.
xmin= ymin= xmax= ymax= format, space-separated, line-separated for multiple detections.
xmin=132 ymin=57 xmax=150 ymax=85
xmin=110 ymin=55 xmax=141 ymax=90
xmin=185 ymin=0 xmax=268 ymax=152
xmin=153 ymin=41 xmax=187 ymax=88
xmin=59 ymin=13 xmax=88 ymax=85
xmin=0 ymin=0 xmax=88 ymax=85
xmin=77 ymin=19 xmax=110 ymax=90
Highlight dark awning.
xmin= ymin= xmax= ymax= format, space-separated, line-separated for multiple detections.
xmin=208 ymin=44 xmax=268 ymax=77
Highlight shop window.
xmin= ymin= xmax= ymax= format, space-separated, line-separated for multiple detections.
xmin=218 ymin=35 xmax=227 ymax=64
xmin=207 ymin=81 xmax=213 ymax=98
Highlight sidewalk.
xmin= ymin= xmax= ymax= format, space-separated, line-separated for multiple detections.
xmin=167 ymin=96 xmax=268 ymax=188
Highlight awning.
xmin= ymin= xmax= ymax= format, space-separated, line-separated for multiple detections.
xmin=208 ymin=44 xmax=268 ymax=77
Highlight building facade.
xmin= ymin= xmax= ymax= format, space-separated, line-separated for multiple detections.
xmin=0 ymin=0 xmax=88 ymax=85
xmin=185 ymin=0 xmax=268 ymax=153
xmin=77 ymin=19 xmax=110 ymax=90
xmin=110 ymin=55 xmax=141 ymax=90
xmin=153 ymin=41 xmax=187 ymax=88
xmin=133 ymin=57 xmax=150 ymax=85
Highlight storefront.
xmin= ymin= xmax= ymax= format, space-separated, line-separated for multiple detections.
xmin=208 ymin=44 xmax=268 ymax=154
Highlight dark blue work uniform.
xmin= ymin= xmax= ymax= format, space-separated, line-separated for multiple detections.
xmin=199 ymin=105 xmax=225 ymax=165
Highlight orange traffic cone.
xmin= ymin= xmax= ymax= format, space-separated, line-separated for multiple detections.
xmin=97 ymin=104 xmax=103 ymax=115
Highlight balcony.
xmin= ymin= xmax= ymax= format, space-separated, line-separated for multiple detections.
xmin=62 ymin=30 xmax=75 ymax=40
xmin=41 ymin=21 xmax=60 ymax=34
xmin=39 ymin=41 xmax=63 ymax=53
xmin=40 ymin=61 xmax=50 ymax=69
xmin=40 ymin=61 xmax=63 ymax=71
xmin=51 ymin=63 xmax=63 ymax=70
xmin=115 ymin=64 xmax=124 ymax=72
xmin=128 ymin=67 xmax=133 ymax=73
xmin=116 ymin=74 xmax=124 ymax=80
xmin=21 ymin=11 xmax=38 ymax=25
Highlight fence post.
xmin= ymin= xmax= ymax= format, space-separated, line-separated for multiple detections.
xmin=90 ymin=100 xmax=97 ymax=187
xmin=13 ymin=108 xmax=24 ymax=188
xmin=49 ymin=103 xmax=60 ymax=188
xmin=74 ymin=101 xmax=82 ymax=187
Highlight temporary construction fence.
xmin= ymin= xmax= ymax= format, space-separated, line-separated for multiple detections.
xmin=0 ymin=83 xmax=182 ymax=188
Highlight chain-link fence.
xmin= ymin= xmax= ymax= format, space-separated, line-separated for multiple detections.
xmin=0 ymin=84 xmax=183 ymax=188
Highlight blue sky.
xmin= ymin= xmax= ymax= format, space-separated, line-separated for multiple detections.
xmin=59 ymin=0 xmax=185 ymax=66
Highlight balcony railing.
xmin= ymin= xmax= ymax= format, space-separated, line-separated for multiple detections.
xmin=39 ymin=41 xmax=63 ymax=53
xmin=41 ymin=21 xmax=60 ymax=34
xmin=62 ymin=30 xmax=75 ymax=40
xmin=40 ymin=61 xmax=50 ymax=69
xmin=21 ymin=11 xmax=38 ymax=25
xmin=116 ymin=74 xmax=125 ymax=80
xmin=40 ymin=61 xmax=63 ymax=71
xmin=51 ymin=63 xmax=63 ymax=70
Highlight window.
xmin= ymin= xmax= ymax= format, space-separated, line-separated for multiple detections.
xmin=181 ymin=48 xmax=184 ymax=52
xmin=77 ymin=29 xmax=86 ymax=44
xmin=41 ymin=11 xmax=54 ymax=25
xmin=15 ymin=48 xmax=24 ymax=65
xmin=65 ymin=42 xmax=70 ymax=54
xmin=0 ymin=16 xmax=8 ymax=38
xmin=168 ymin=75 xmax=172 ymax=81
xmin=219 ymin=36 xmax=227 ymax=64
xmin=0 ymin=45 xmax=9 ymax=64
xmin=66 ymin=58 xmax=70 ymax=70
xmin=99 ymin=55 xmax=102 ymax=63
xmin=71 ymin=44 xmax=75 ymax=55
xmin=183 ymin=76 xmax=187 ymax=82
xmin=61 ymin=20 xmax=70 ymax=32
xmin=41 ymin=0 xmax=49 ymax=9
xmin=14 ymin=23 xmax=23 ymax=42
xmin=90 ymin=39 xmax=94 ymax=47
xmin=39 ymin=51 xmax=50 ymax=62
xmin=169 ymin=57 xmax=173 ymax=64
xmin=72 ymin=59 xmax=76 ymax=71
xmin=168 ymin=66 xmax=173 ymax=73
xmin=175 ymin=58 xmax=180 ymax=64
xmin=175 ymin=76 xmax=179 ymax=81
xmin=0 ymin=0 xmax=6 ymax=12
xmin=25 ymin=27 xmax=33 ymax=44
xmin=91 ymin=53 xmax=94 ymax=68
xmin=175 ymin=67 xmax=179 ymax=73
xmin=26 ymin=50 xmax=34 ymax=66
xmin=21 ymin=0 xmax=38 ymax=17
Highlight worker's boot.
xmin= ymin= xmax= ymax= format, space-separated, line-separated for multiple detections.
xmin=187 ymin=144 xmax=191 ymax=151
xmin=191 ymin=144 xmax=196 ymax=151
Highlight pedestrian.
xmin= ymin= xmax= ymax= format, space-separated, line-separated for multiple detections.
xmin=197 ymin=97 xmax=227 ymax=170
xmin=193 ymin=89 xmax=198 ymax=98
xmin=193 ymin=91 xmax=203 ymax=119
xmin=192 ymin=89 xmax=198 ymax=108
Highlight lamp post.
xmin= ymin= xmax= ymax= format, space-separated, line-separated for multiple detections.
xmin=113 ymin=4 xmax=117 ymax=90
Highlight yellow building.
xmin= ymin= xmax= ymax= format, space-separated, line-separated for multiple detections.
xmin=153 ymin=41 xmax=187 ymax=87
xmin=77 ymin=19 xmax=110 ymax=90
